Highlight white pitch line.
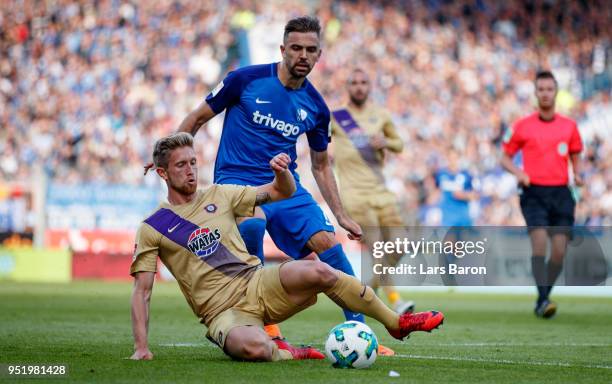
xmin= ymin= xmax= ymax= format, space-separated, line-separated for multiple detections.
xmin=290 ymin=341 xmax=612 ymax=347
xmin=394 ymin=354 xmax=612 ymax=370
xmin=384 ymin=342 xmax=612 ymax=347
xmin=157 ymin=342 xmax=611 ymax=370
xmin=160 ymin=341 xmax=612 ymax=348
xmin=159 ymin=342 xmax=214 ymax=348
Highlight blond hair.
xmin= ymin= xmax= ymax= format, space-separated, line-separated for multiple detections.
xmin=152 ymin=132 xmax=194 ymax=169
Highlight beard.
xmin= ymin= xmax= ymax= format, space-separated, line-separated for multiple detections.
xmin=169 ymin=179 xmax=197 ymax=195
xmin=539 ymin=100 xmax=554 ymax=110
xmin=350 ymin=94 xmax=367 ymax=106
xmin=289 ymin=62 xmax=312 ymax=78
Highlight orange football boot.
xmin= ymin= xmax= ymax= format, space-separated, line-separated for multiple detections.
xmin=377 ymin=344 xmax=395 ymax=356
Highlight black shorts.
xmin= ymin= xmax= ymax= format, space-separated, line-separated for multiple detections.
xmin=519 ymin=185 xmax=575 ymax=228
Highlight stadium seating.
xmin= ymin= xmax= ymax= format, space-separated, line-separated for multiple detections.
xmin=0 ymin=0 xmax=610 ymax=234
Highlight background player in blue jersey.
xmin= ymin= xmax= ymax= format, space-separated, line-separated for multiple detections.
xmin=435 ymin=149 xmax=479 ymax=285
xmin=435 ymin=149 xmax=479 ymax=227
xmin=145 ymin=17 xmax=370 ymax=332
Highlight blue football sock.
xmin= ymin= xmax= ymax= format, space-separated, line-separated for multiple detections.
xmin=318 ymin=244 xmax=365 ymax=323
xmin=238 ymin=218 xmax=266 ymax=264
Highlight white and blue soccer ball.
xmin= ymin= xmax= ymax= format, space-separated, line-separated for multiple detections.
xmin=324 ymin=321 xmax=378 ymax=369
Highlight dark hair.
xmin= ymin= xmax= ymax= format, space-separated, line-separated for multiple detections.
xmin=535 ymin=70 xmax=557 ymax=87
xmin=347 ymin=67 xmax=369 ymax=83
xmin=283 ymin=16 xmax=321 ymax=43
xmin=153 ymin=132 xmax=194 ymax=169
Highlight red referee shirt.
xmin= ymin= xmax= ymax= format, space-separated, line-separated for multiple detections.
xmin=503 ymin=112 xmax=583 ymax=186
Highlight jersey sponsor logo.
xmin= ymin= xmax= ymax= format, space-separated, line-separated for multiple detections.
xmin=255 ymin=97 xmax=271 ymax=104
xmin=187 ymin=227 xmax=222 ymax=258
xmin=205 ymin=204 xmax=217 ymax=213
xmin=252 ymin=110 xmax=300 ymax=137
xmin=440 ymin=174 xmax=466 ymax=192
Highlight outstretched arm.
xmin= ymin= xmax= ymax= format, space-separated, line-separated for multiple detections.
xmin=254 ymin=153 xmax=297 ymax=206
xmin=130 ymin=271 xmax=155 ymax=360
xmin=144 ymin=101 xmax=217 ymax=175
xmin=310 ymin=149 xmax=362 ymax=241
xmin=177 ymin=101 xmax=217 ymax=136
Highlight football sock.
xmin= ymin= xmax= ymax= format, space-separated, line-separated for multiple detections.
xmin=324 ymin=270 xmax=399 ymax=330
xmin=386 ymin=290 xmax=401 ymax=306
xmin=263 ymin=324 xmax=283 ymax=339
xmin=238 ymin=218 xmax=266 ymax=264
xmin=531 ymin=256 xmax=548 ymax=304
xmin=546 ymin=260 xmax=563 ymax=296
xmin=318 ymin=244 xmax=365 ymax=322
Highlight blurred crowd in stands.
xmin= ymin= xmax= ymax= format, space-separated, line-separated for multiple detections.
xmin=1 ymin=0 xmax=610 ymax=229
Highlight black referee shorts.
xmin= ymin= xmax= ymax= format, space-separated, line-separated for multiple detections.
xmin=519 ymin=185 xmax=576 ymax=228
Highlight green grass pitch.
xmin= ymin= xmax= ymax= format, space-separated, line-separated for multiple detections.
xmin=1 ymin=281 xmax=610 ymax=383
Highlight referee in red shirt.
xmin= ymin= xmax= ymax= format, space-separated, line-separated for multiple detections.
xmin=501 ymin=70 xmax=583 ymax=318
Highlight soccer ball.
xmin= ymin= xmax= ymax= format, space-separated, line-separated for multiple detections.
xmin=324 ymin=321 xmax=378 ymax=369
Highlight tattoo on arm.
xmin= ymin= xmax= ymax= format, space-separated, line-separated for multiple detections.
xmin=255 ymin=192 xmax=272 ymax=206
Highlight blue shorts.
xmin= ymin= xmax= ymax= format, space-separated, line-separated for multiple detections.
xmin=261 ymin=185 xmax=335 ymax=258
xmin=442 ymin=216 xmax=472 ymax=227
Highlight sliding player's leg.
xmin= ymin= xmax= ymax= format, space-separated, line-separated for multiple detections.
xmin=224 ymin=325 xmax=282 ymax=361
xmin=236 ymin=209 xmax=284 ymax=339
xmin=277 ymin=260 xmax=444 ymax=340
xmin=207 ymin=301 xmax=323 ymax=362
xmin=306 ymin=231 xmax=364 ymax=322
xmin=261 ymin=188 xmax=364 ymax=322
xmin=224 ymin=325 xmax=324 ymax=362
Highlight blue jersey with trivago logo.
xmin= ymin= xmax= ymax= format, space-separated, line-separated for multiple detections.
xmin=205 ymin=62 xmax=331 ymax=186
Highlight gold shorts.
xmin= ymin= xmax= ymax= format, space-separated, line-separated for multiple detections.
xmin=206 ymin=262 xmax=314 ymax=349
xmin=345 ymin=197 xmax=406 ymax=273
xmin=345 ymin=198 xmax=404 ymax=228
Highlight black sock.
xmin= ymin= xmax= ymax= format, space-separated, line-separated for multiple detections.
xmin=546 ymin=261 xmax=563 ymax=297
xmin=531 ymin=256 xmax=548 ymax=304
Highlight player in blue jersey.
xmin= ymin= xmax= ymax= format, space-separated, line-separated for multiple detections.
xmin=435 ymin=149 xmax=479 ymax=285
xmin=435 ymin=149 xmax=478 ymax=227
xmin=144 ymin=16 xmax=382 ymax=343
